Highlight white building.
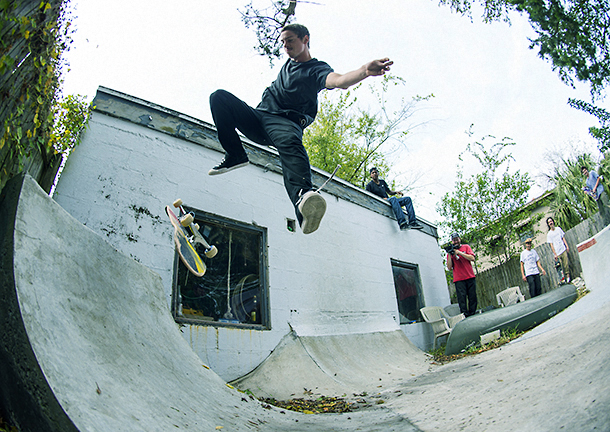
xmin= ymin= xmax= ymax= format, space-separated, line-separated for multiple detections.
xmin=53 ymin=87 xmax=451 ymax=382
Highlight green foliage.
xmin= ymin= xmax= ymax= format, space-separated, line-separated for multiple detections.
xmin=429 ymin=326 xmax=524 ymax=362
xmin=304 ymin=75 xmax=433 ymax=189
xmin=304 ymin=88 xmax=389 ymax=187
xmin=49 ymin=94 xmax=92 ymax=155
xmin=437 ymin=132 xmax=532 ymax=264
xmin=568 ymin=99 xmax=610 ymax=152
xmin=437 ymin=0 xmax=610 ymax=98
xmin=0 ymin=0 xmax=73 ymax=190
xmin=543 ymin=151 xmax=610 ymax=229
xmin=239 ymin=0 xmax=296 ymax=65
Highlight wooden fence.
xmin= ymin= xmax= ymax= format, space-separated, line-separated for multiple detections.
xmin=449 ymin=213 xmax=607 ymax=310
xmin=0 ymin=0 xmax=64 ymax=193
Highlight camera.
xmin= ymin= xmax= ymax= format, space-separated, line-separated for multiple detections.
xmin=444 ymin=244 xmax=456 ymax=255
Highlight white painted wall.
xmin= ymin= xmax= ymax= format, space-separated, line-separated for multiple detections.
xmin=54 ymin=88 xmax=450 ymax=380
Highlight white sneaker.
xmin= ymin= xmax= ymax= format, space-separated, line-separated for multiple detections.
xmin=297 ymin=191 xmax=326 ymax=234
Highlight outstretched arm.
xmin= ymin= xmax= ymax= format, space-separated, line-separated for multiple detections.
xmin=326 ymin=58 xmax=393 ymax=90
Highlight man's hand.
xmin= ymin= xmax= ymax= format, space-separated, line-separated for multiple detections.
xmin=326 ymin=58 xmax=393 ymax=90
xmin=365 ymin=58 xmax=393 ymax=77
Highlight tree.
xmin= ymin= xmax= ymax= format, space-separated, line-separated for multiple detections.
xmin=1 ymin=0 xmax=75 ymax=191
xmin=239 ymin=0 xmax=297 ymax=65
xmin=437 ymin=0 xmax=610 ymax=99
xmin=303 ymin=75 xmax=433 ymax=189
xmin=241 ymin=0 xmax=610 ymax=97
xmin=541 ymin=150 xmax=609 ymax=229
xmin=568 ymin=99 xmax=610 ymax=152
xmin=303 ymin=88 xmax=390 ymax=187
xmin=49 ymin=94 xmax=91 ymax=156
xmin=437 ymin=132 xmax=532 ymax=264
xmin=45 ymin=94 xmax=92 ymax=195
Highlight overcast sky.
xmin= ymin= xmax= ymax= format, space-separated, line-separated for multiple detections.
xmin=61 ymin=0 xmax=604 ymax=229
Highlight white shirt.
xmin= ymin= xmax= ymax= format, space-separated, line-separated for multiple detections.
xmin=547 ymin=227 xmax=566 ymax=255
xmin=520 ymin=249 xmax=541 ymax=276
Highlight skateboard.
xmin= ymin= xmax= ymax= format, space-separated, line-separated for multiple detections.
xmin=555 ymin=257 xmax=565 ymax=285
xmin=166 ymin=199 xmax=218 ymax=277
xmin=583 ymin=186 xmax=600 ymax=200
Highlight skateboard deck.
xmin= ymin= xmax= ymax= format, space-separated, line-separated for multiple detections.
xmin=172 ymin=199 xmax=218 ymax=259
xmin=555 ymin=257 xmax=565 ymax=285
xmin=584 ymin=186 xmax=600 ymax=200
xmin=166 ymin=205 xmax=206 ymax=277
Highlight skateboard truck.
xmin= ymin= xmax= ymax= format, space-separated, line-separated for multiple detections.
xmin=173 ymin=199 xmax=218 ymax=258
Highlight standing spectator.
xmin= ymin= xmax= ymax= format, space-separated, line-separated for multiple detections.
xmin=520 ymin=238 xmax=547 ymax=297
xmin=447 ymin=233 xmax=477 ymax=317
xmin=546 ymin=217 xmax=570 ymax=283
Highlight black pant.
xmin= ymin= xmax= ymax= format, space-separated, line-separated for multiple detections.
xmin=209 ymin=90 xmax=313 ymax=222
xmin=455 ymin=277 xmax=477 ymax=317
xmin=526 ymin=274 xmax=542 ymax=298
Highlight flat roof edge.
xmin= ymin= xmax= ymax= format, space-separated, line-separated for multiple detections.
xmin=92 ymin=86 xmax=438 ymax=236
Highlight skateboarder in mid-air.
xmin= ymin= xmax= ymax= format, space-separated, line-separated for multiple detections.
xmin=208 ymin=23 xmax=393 ymax=234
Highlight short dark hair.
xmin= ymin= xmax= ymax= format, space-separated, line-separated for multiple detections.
xmin=370 ymin=167 xmax=378 ymax=174
xmin=282 ymin=24 xmax=310 ymax=40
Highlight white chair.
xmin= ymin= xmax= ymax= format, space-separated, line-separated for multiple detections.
xmin=444 ymin=303 xmax=461 ymax=317
xmin=420 ymin=306 xmax=465 ymax=349
xmin=496 ymin=286 xmax=526 ymax=307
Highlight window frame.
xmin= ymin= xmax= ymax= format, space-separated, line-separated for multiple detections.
xmin=171 ymin=207 xmax=270 ymax=330
xmin=390 ymin=258 xmax=425 ymax=324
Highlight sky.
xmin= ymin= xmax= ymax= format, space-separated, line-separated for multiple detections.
xmin=60 ymin=0 xmax=605 ymax=230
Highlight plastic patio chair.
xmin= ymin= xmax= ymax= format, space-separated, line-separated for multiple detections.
xmin=420 ymin=306 xmax=465 ymax=349
xmin=496 ymin=286 xmax=526 ymax=307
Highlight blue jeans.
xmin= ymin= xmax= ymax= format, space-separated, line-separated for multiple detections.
xmin=388 ymin=196 xmax=416 ymax=226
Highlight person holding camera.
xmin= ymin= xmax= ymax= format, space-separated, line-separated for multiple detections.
xmin=446 ymin=232 xmax=477 ymax=317
xmin=520 ymin=238 xmax=546 ymax=298
xmin=365 ymin=167 xmax=423 ymax=230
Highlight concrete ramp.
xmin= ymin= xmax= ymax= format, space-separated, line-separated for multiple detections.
xmin=0 ymin=174 xmax=417 ymax=431
xmin=578 ymin=224 xmax=610 ymax=293
xmin=233 ymin=330 xmax=429 ymax=400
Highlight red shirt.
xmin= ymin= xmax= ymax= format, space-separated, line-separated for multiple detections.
xmin=448 ymin=244 xmax=476 ymax=282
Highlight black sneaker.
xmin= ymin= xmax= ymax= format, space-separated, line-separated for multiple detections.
xmin=399 ymin=221 xmax=410 ymax=230
xmin=208 ymin=155 xmax=249 ymax=175
xmin=409 ymin=222 xmax=424 ymax=230
xmin=297 ymin=190 xmax=326 ymax=234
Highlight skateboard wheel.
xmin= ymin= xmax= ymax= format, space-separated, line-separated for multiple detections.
xmin=205 ymin=245 xmax=218 ymax=258
xmin=173 ymin=199 xmax=183 ymax=208
xmin=181 ymin=213 xmax=194 ymax=227
xmin=194 ymin=223 xmax=200 ymax=230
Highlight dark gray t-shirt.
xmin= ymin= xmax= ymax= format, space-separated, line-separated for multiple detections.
xmin=257 ymin=58 xmax=333 ymax=129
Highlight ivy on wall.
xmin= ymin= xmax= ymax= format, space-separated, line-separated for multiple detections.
xmin=0 ymin=0 xmax=79 ymax=192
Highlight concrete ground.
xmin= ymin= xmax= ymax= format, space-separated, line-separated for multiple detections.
xmin=381 ymin=285 xmax=610 ymax=430
xmin=2 ymin=174 xmax=609 ymax=432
